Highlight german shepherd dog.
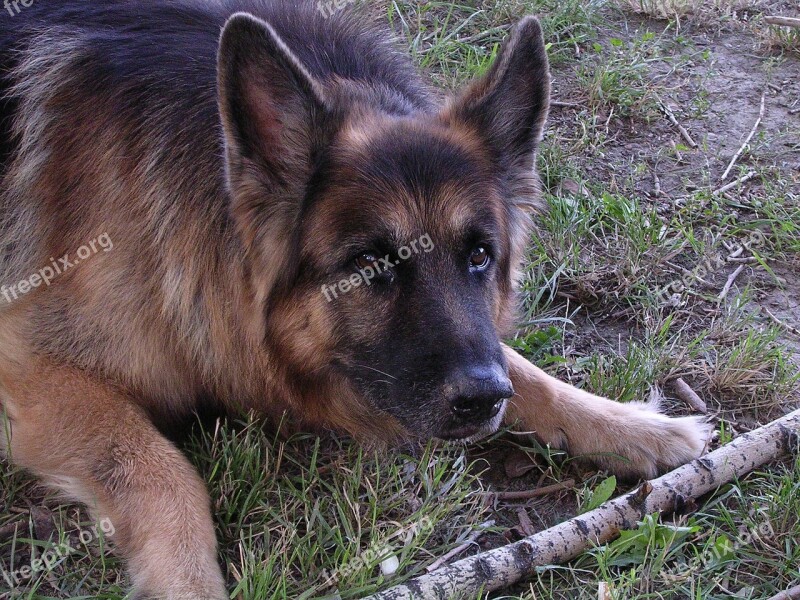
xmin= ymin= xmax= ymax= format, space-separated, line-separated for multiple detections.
xmin=0 ymin=1 xmax=710 ymax=597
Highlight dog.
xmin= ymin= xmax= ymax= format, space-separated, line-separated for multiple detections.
xmin=0 ymin=1 xmax=711 ymax=597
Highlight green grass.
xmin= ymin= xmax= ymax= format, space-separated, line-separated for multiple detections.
xmin=193 ymin=421 xmax=486 ymax=599
xmin=2 ymin=0 xmax=799 ymax=598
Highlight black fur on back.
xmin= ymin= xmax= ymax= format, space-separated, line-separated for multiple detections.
xmin=0 ymin=0 xmax=436 ymax=173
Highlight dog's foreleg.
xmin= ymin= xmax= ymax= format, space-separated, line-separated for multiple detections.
xmin=1 ymin=359 xmax=227 ymax=600
xmin=502 ymin=344 xmax=712 ymax=479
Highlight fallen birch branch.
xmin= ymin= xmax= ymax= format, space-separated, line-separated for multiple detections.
xmin=764 ymin=16 xmax=800 ymax=29
xmin=766 ymin=584 xmax=800 ymax=600
xmin=363 ymin=409 xmax=800 ymax=600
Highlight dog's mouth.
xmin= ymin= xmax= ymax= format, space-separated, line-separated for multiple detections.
xmin=436 ymin=398 xmax=508 ymax=442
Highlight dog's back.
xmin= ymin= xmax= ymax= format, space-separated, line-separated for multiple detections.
xmin=0 ymin=0 xmax=430 ymax=170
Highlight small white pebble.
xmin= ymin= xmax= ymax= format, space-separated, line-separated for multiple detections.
xmin=380 ymin=554 xmax=400 ymax=577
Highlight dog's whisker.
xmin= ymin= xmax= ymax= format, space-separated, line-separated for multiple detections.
xmin=353 ymin=364 xmax=398 ymax=380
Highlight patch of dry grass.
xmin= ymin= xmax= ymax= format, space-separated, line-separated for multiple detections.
xmin=619 ymin=0 xmax=749 ymax=20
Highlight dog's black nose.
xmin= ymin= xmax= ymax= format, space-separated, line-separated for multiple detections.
xmin=448 ymin=365 xmax=513 ymax=422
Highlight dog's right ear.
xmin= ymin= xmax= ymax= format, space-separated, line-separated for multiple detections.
xmin=217 ymin=13 xmax=332 ymax=316
xmin=217 ymin=12 xmax=329 ymax=192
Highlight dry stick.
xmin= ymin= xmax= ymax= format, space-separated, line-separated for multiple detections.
xmin=659 ymin=101 xmax=698 ymax=148
xmin=486 ymin=479 xmax=576 ymax=501
xmin=764 ymin=16 xmax=800 ymax=29
xmin=721 ymin=92 xmax=766 ymax=181
xmin=653 ymin=169 xmax=662 ymax=198
xmin=712 ymin=171 xmax=757 ymax=196
xmin=766 ymin=585 xmax=800 ymax=600
xmin=673 ymin=378 xmax=707 ymax=414
xmin=425 ymin=520 xmax=495 ymax=573
xmin=728 ymin=246 xmax=744 ymax=259
xmin=456 ymin=25 xmax=511 ymax=45
xmin=718 ymin=264 xmax=746 ymax=302
xmin=362 ymin=409 xmax=800 ymax=600
xmin=764 ymin=307 xmax=800 ymax=337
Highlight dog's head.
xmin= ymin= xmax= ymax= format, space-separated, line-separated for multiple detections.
xmin=217 ymin=12 xmax=550 ymax=441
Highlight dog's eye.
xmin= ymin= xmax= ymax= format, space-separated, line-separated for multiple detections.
xmin=354 ymin=253 xmax=379 ymax=271
xmin=469 ymin=246 xmax=490 ymax=270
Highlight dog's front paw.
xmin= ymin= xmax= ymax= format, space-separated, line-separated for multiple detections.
xmin=583 ymin=394 xmax=714 ymax=479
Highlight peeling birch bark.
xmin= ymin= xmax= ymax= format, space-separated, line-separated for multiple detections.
xmin=363 ymin=409 xmax=800 ymax=600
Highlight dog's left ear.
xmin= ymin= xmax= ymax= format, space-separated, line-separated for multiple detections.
xmin=442 ymin=16 xmax=550 ymax=171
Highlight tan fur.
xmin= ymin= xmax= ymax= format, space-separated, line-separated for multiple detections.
xmin=503 ymin=346 xmax=712 ymax=479
xmin=0 ymin=357 xmax=225 ymax=600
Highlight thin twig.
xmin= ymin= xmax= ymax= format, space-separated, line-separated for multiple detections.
xmin=425 ymin=520 xmax=495 ymax=572
xmin=673 ymin=378 xmax=708 ymax=414
xmin=764 ymin=308 xmax=800 ymax=337
xmin=653 ymin=169 xmax=662 ymax=198
xmin=486 ymin=480 xmax=576 ymax=501
xmin=721 ymin=92 xmax=765 ymax=181
xmin=659 ymin=100 xmax=698 ymax=148
xmin=551 ymin=100 xmax=582 ymax=108
xmin=765 ymin=585 xmax=800 ymax=600
xmin=712 ymin=170 xmax=757 ymax=196
xmin=718 ymin=264 xmax=746 ymax=301
xmin=764 ymin=16 xmax=800 ymax=29
xmin=727 ymin=246 xmax=744 ymax=259
xmin=456 ymin=24 xmax=511 ymax=45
